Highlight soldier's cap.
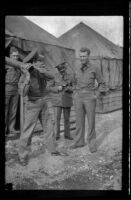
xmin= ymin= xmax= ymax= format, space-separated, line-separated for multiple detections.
xmin=23 ymin=48 xmax=38 ymax=63
xmin=55 ymin=62 xmax=66 ymax=71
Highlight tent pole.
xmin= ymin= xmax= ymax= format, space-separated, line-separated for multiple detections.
xmin=20 ymin=95 xmax=24 ymax=135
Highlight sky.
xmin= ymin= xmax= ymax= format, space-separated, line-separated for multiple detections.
xmin=25 ymin=16 xmax=123 ymax=47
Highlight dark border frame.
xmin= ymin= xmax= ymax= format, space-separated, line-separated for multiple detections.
xmin=0 ymin=0 xmax=129 ymax=199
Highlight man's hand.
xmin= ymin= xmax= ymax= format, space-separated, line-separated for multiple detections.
xmin=36 ymin=67 xmax=47 ymax=74
xmin=21 ymin=63 xmax=32 ymax=71
xmin=64 ymin=87 xmax=73 ymax=93
xmin=33 ymin=62 xmax=45 ymax=71
xmin=95 ymin=90 xmax=101 ymax=99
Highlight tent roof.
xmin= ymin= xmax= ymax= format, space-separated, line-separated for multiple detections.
xmin=58 ymin=22 xmax=122 ymax=59
xmin=5 ymin=16 xmax=72 ymax=50
xmin=5 ymin=16 xmax=75 ymax=73
xmin=5 ymin=29 xmax=15 ymax=37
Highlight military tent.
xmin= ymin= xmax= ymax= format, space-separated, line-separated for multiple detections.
xmin=58 ymin=22 xmax=123 ymax=113
xmin=5 ymin=16 xmax=75 ymax=73
xmin=5 ymin=16 xmax=75 ymax=133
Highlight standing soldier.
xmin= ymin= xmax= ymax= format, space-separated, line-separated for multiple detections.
xmin=53 ymin=62 xmax=74 ymax=140
xmin=5 ymin=46 xmax=21 ymax=136
xmin=18 ymin=53 xmax=66 ymax=165
xmin=70 ymin=47 xmax=106 ymax=153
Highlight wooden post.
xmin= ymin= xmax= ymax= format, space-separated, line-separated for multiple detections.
xmin=20 ymin=95 xmax=24 ymax=135
xmin=5 ymin=49 xmax=37 ymax=136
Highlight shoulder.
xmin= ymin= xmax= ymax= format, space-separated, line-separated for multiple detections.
xmin=89 ymin=62 xmax=99 ymax=74
xmin=88 ymin=61 xmax=96 ymax=70
xmin=5 ymin=64 xmax=13 ymax=69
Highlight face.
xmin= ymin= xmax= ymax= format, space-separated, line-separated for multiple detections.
xmin=10 ymin=51 xmax=19 ymax=60
xmin=79 ymin=51 xmax=89 ymax=65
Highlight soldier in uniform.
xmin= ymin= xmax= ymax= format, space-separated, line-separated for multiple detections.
xmin=18 ymin=53 xmax=65 ymax=165
xmin=5 ymin=46 xmax=21 ymax=136
xmin=52 ymin=62 xmax=74 ymax=140
xmin=70 ymin=47 xmax=106 ymax=153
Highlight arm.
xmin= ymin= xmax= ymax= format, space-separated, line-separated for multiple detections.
xmin=33 ymin=63 xmax=57 ymax=80
xmin=38 ymin=68 xmax=56 ymax=80
xmin=63 ymin=75 xmax=74 ymax=93
xmin=5 ymin=56 xmax=32 ymax=73
xmin=46 ymin=79 xmax=62 ymax=93
xmin=5 ymin=56 xmax=30 ymax=71
xmin=5 ymin=57 xmax=22 ymax=70
xmin=70 ymin=72 xmax=77 ymax=91
xmin=95 ymin=67 xmax=107 ymax=97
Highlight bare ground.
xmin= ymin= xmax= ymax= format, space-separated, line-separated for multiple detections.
xmin=5 ymin=110 xmax=122 ymax=190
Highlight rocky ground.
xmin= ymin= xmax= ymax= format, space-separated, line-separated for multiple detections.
xmin=5 ymin=110 xmax=122 ymax=190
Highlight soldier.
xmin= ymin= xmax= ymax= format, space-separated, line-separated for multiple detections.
xmin=70 ymin=47 xmax=106 ymax=152
xmin=18 ymin=53 xmax=65 ymax=165
xmin=5 ymin=46 xmax=21 ymax=136
xmin=51 ymin=62 xmax=74 ymax=140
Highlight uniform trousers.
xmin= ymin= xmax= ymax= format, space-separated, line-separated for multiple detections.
xmin=5 ymin=93 xmax=19 ymax=133
xmin=55 ymin=106 xmax=71 ymax=138
xmin=18 ymin=98 xmax=57 ymax=159
xmin=73 ymin=93 xmax=97 ymax=149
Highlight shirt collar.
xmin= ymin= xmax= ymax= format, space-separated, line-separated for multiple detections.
xmin=81 ymin=61 xmax=90 ymax=72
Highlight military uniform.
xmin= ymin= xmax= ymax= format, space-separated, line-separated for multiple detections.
xmin=71 ymin=61 xmax=105 ymax=151
xmin=18 ymin=66 xmax=61 ymax=161
xmin=5 ymin=64 xmax=21 ymax=134
xmin=51 ymin=68 xmax=73 ymax=140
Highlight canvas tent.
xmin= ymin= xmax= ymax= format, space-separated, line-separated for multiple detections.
xmin=5 ymin=16 xmax=76 ymax=133
xmin=59 ymin=22 xmax=122 ymax=59
xmin=5 ymin=16 xmax=75 ymax=73
xmin=59 ymin=22 xmax=123 ymax=113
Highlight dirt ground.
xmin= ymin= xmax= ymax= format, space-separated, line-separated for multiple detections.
xmin=5 ymin=110 xmax=122 ymax=190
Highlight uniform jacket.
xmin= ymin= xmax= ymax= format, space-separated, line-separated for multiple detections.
xmin=26 ymin=68 xmax=57 ymax=101
xmin=5 ymin=64 xmax=21 ymax=95
xmin=73 ymin=61 xmax=106 ymax=99
xmin=50 ymin=72 xmax=73 ymax=107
